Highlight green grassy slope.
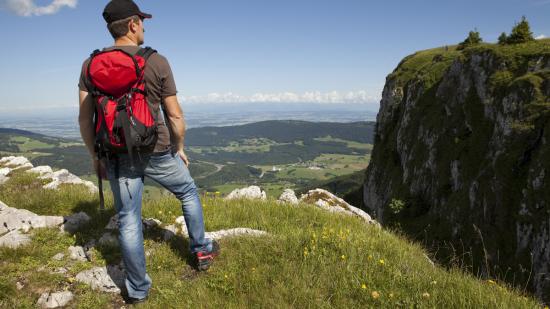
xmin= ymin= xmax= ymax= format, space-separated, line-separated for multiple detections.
xmin=0 ymin=169 xmax=542 ymax=308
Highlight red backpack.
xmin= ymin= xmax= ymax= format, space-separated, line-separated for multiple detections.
xmin=86 ymin=47 xmax=158 ymax=162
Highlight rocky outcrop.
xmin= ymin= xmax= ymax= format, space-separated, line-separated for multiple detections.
xmin=225 ymin=185 xmax=266 ymax=200
xmin=0 ymin=156 xmax=98 ymax=193
xmin=37 ymin=291 xmax=74 ymax=308
xmin=363 ymin=43 xmax=550 ymax=301
xmin=300 ymin=188 xmax=378 ymax=225
xmin=277 ymin=189 xmax=299 ymax=204
xmin=75 ymin=265 xmax=126 ymax=294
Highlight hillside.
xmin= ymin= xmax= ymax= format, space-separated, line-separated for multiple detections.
xmin=363 ymin=39 xmax=550 ymax=302
xmin=0 ymin=120 xmax=373 ymax=197
xmin=0 ymin=158 xmax=542 ymax=308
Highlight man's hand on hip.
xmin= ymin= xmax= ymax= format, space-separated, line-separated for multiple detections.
xmin=177 ymin=150 xmax=189 ymax=167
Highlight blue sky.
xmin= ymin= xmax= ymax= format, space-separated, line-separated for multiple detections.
xmin=0 ymin=0 xmax=549 ymax=114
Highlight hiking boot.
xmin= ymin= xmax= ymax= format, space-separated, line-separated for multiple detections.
xmin=195 ymin=240 xmax=220 ymax=271
xmin=122 ymin=295 xmax=148 ymax=305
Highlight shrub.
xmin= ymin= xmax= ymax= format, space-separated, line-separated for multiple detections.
xmin=457 ymin=29 xmax=483 ymax=50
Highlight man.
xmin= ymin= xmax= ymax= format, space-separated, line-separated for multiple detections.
xmin=78 ymin=0 xmax=219 ymax=304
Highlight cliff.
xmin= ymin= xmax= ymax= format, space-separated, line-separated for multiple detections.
xmin=363 ymin=40 xmax=550 ymax=301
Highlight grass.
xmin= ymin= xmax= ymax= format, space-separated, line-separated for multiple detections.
xmin=0 ymin=169 xmax=543 ymax=308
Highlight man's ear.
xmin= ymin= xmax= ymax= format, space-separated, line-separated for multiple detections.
xmin=128 ymin=19 xmax=138 ymax=34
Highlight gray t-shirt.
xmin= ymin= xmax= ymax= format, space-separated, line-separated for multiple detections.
xmin=79 ymin=45 xmax=177 ymax=153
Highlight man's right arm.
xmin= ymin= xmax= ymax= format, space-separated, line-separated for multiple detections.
xmin=78 ymin=90 xmax=96 ymax=158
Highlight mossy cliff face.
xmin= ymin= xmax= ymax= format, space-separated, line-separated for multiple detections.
xmin=363 ymin=41 xmax=550 ymax=301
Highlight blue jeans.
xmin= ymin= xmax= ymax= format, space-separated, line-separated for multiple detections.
xmin=105 ymin=150 xmax=211 ymax=299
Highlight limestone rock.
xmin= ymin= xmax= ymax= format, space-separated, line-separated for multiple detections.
xmin=0 ymin=167 xmax=10 ymax=177
xmin=0 ymin=156 xmax=32 ymax=168
xmin=225 ymin=185 xmax=266 ymax=200
xmin=68 ymin=246 xmax=88 ymax=262
xmin=0 ymin=174 xmax=8 ymax=185
xmin=37 ymin=291 xmax=74 ymax=308
xmin=206 ymin=228 xmax=268 ymax=240
xmin=27 ymin=165 xmax=53 ymax=177
xmin=143 ymin=217 xmax=161 ymax=229
xmin=0 ymin=230 xmax=31 ymax=248
xmin=42 ymin=169 xmax=98 ymax=193
xmin=174 ymin=216 xmax=189 ymax=236
xmin=277 ymin=189 xmax=299 ymax=204
xmin=162 ymin=224 xmax=178 ymax=241
xmin=75 ymin=265 xmax=125 ymax=293
xmin=61 ymin=211 xmax=91 ymax=233
xmin=16 ymin=281 xmax=24 ymax=290
xmin=52 ymin=253 xmax=64 ymax=261
xmin=0 ymin=205 xmax=64 ymax=234
xmin=300 ymin=188 xmax=377 ymax=225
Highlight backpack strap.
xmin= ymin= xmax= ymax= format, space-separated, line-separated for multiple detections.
xmin=136 ymin=46 xmax=157 ymax=61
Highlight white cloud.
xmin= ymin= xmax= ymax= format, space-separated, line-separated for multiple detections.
xmin=180 ymin=90 xmax=380 ymax=105
xmin=535 ymin=34 xmax=546 ymax=40
xmin=5 ymin=0 xmax=77 ymax=17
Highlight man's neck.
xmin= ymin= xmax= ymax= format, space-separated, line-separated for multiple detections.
xmin=114 ymin=36 xmax=138 ymax=47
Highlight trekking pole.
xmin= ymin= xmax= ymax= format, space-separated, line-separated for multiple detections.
xmin=96 ymin=145 xmax=105 ymax=212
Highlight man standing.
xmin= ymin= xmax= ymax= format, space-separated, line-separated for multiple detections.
xmin=78 ymin=0 xmax=219 ymax=304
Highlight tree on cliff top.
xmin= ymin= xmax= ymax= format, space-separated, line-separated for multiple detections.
xmin=457 ymin=29 xmax=482 ymax=50
xmin=500 ymin=16 xmax=534 ymax=44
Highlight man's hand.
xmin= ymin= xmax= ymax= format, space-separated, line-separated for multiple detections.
xmin=177 ymin=149 xmax=189 ymax=167
xmin=93 ymin=158 xmax=107 ymax=179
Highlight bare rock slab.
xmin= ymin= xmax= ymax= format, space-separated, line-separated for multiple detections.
xmin=61 ymin=211 xmax=91 ymax=233
xmin=225 ymin=185 xmax=267 ymax=200
xmin=75 ymin=265 xmax=125 ymax=294
xmin=0 ymin=230 xmax=31 ymax=248
xmin=37 ymin=291 xmax=74 ymax=308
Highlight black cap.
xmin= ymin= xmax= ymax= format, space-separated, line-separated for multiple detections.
xmin=103 ymin=0 xmax=152 ymax=24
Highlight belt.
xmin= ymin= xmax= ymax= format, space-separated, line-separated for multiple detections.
xmin=151 ymin=149 xmax=172 ymax=157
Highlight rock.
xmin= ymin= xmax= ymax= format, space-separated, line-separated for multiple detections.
xmin=0 ymin=230 xmax=31 ymax=248
xmin=105 ymin=214 xmax=119 ymax=230
xmin=50 ymin=267 xmax=68 ymax=275
xmin=0 ymin=200 xmax=8 ymax=210
xmin=37 ymin=291 xmax=74 ymax=308
xmin=52 ymin=253 xmax=65 ymax=261
xmin=13 ymin=162 xmax=33 ymax=170
xmin=61 ymin=211 xmax=91 ymax=233
xmin=68 ymin=246 xmax=88 ymax=262
xmin=142 ymin=217 xmax=161 ymax=229
xmin=42 ymin=169 xmax=98 ymax=193
xmin=0 ymin=203 xmax=64 ymax=234
xmin=162 ymin=224 xmax=178 ymax=241
xmin=300 ymin=188 xmax=377 ymax=225
xmin=0 ymin=156 xmax=32 ymax=168
xmin=75 ymin=265 xmax=125 ymax=293
xmin=225 ymin=185 xmax=267 ymax=200
xmin=277 ymin=189 xmax=299 ymax=204
xmin=27 ymin=165 xmax=53 ymax=177
xmin=206 ymin=228 xmax=268 ymax=240
xmin=0 ymin=167 xmax=10 ymax=177
xmin=98 ymin=233 xmax=119 ymax=247
xmin=174 ymin=216 xmax=188 ymax=236
xmin=0 ymin=174 xmax=8 ymax=185
xmin=15 ymin=281 xmax=24 ymax=290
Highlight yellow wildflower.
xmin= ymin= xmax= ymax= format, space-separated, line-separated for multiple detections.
xmin=422 ymin=292 xmax=430 ymax=299
xmin=251 ymin=267 xmax=256 ymax=272
xmin=67 ymin=277 xmax=75 ymax=283
xmin=487 ymin=279 xmax=496 ymax=285
xmin=361 ymin=283 xmax=367 ymax=289
xmin=379 ymin=259 xmax=385 ymax=265
xmin=389 ymin=292 xmax=394 ymax=298
xmin=371 ymin=291 xmax=380 ymax=299
xmin=224 ymin=274 xmax=228 ymax=279
xmin=368 ymin=255 xmax=373 ymax=260
xmin=431 ymin=280 xmax=437 ymax=285
xmin=341 ymin=255 xmax=346 ymax=260
xmin=158 ymin=210 xmax=163 ymax=215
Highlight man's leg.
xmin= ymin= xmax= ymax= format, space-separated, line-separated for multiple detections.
xmin=106 ymin=157 xmax=151 ymax=299
xmin=144 ymin=151 xmax=211 ymax=253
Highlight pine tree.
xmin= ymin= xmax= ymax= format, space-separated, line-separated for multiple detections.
xmin=498 ymin=32 xmax=508 ymax=45
xmin=507 ymin=16 xmax=534 ymax=44
xmin=457 ymin=29 xmax=483 ymax=50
